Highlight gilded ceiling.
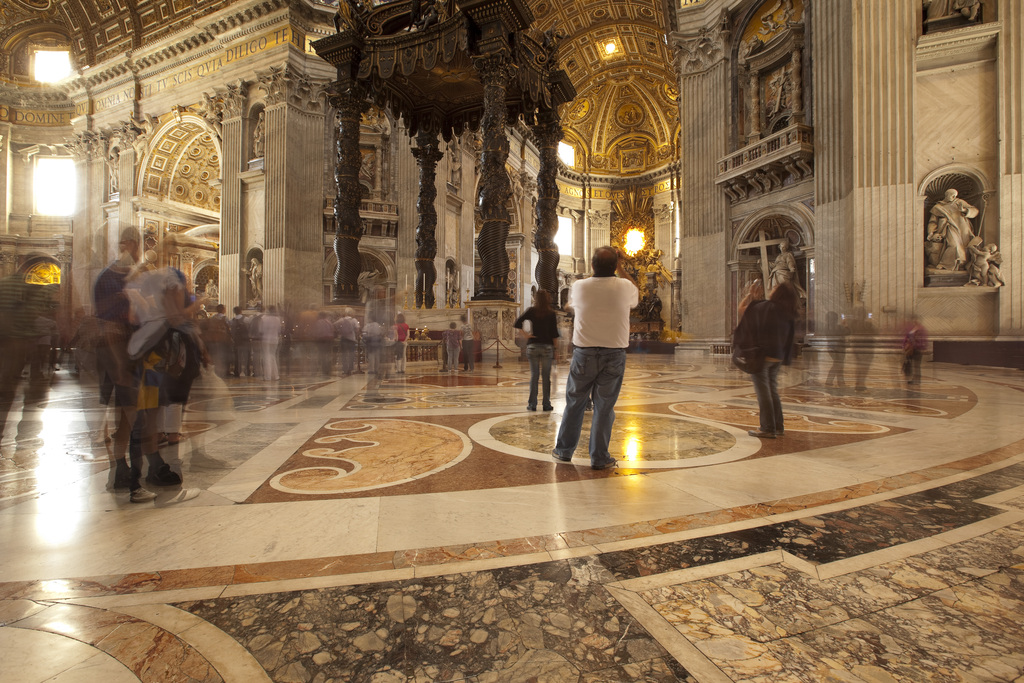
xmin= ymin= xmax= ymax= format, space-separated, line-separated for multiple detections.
xmin=0 ymin=0 xmax=681 ymax=177
xmin=529 ymin=0 xmax=679 ymax=176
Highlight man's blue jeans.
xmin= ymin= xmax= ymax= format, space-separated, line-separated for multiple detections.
xmin=750 ymin=361 xmax=783 ymax=433
xmin=526 ymin=343 xmax=553 ymax=409
xmin=554 ymin=347 xmax=626 ymax=466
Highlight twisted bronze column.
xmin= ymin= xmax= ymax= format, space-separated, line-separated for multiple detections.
xmin=331 ymin=86 xmax=370 ymax=304
xmin=472 ymin=54 xmax=515 ymax=301
xmin=532 ymin=108 xmax=562 ymax=306
xmin=412 ymin=130 xmax=444 ymax=308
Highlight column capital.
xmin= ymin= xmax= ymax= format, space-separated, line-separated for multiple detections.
xmin=218 ymin=80 xmax=250 ymax=119
xmin=670 ymin=12 xmax=730 ymax=76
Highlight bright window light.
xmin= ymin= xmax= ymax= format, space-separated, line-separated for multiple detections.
xmin=624 ymin=228 xmax=646 ymax=256
xmin=35 ymin=158 xmax=76 ymax=216
xmin=34 ymin=51 xmax=71 ymax=83
xmin=605 ymin=41 xmax=617 ymax=55
xmin=555 ymin=215 xmax=573 ymax=256
xmin=557 ymin=141 xmax=575 ymax=167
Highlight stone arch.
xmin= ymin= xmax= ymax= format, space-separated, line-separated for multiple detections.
xmin=731 ymin=202 xmax=815 ymax=331
xmin=138 ymin=113 xmax=222 ymax=215
xmin=20 ymin=256 xmax=62 ymax=285
xmin=731 ymin=202 xmax=815 ymax=258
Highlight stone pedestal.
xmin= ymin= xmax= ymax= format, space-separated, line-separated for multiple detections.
xmin=467 ymin=300 xmax=519 ymax=349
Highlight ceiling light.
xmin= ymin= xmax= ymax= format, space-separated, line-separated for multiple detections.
xmin=605 ymin=42 xmax=617 ymax=55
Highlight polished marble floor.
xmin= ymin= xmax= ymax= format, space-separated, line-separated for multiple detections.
xmin=1 ymin=349 xmax=1023 ymax=682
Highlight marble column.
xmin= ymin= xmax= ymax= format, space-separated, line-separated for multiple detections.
xmin=412 ymin=129 xmax=443 ymax=309
xmin=330 ymin=85 xmax=370 ymax=305
xmin=472 ymin=54 xmax=514 ymax=301
xmin=532 ymin=108 xmax=562 ymax=306
xmin=747 ymin=71 xmax=761 ymax=143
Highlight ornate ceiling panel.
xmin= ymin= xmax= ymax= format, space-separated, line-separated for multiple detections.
xmin=2 ymin=0 xmax=680 ymax=177
xmin=141 ymin=117 xmax=221 ymax=213
xmin=529 ymin=0 xmax=679 ymax=176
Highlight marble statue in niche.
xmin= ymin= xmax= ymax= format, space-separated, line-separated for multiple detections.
xmin=926 ymin=188 xmax=979 ymax=271
xmin=925 ymin=0 xmax=981 ymax=21
xmin=767 ymin=241 xmax=798 ymax=291
xmin=247 ymin=258 xmax=263 ymax=307
xmin=966 ymin=238 xmax=1005 ymax=287
xmin=252 ymin=111 xmax=266 ymax=159
xmin=106 ymin=146 xmax=119 ymax=195
xmin=448 ymin=142 xmax=462 ymax=190
xmin=357 ymin=269 xmax=386 ymax=303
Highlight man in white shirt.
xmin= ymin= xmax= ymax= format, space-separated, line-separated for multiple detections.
xmin=553 ymin=246 xmax=638 ymax=469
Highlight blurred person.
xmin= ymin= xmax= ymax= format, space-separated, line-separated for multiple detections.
xmin=249 ymin=305 xmax=264 ymax=377
xmin=849 ymin=306 xmax=875 ymax=391
xmin=737 ymin=278 xmax=765 ymax=320
xmin=313 ymin=311 xmax=336 ymax=376
xmin=902 ymin=315 xmax=928 ymax=385
xmin=824 ymin=311 xmax=850 ymax=388
xmin=336 ymin=308 xmax=359 ymax=376
xmin=460 ymin=314 xmax=476 ymax=371
xmin=552 ymin=246 xmax=638 ymax=470
xmin=229 ymin=306 xmax=251 ymax=377
xmin=31 ymin=313 xmax=58 ymax=382
xmin=442 ymin=322 xmax=461 ymax=373
xmin=514 ymin=289 xmax=559 ymax=411
xmin=0 ymin=275 xmax=45 ymax=442
xmin=362 ymin=315 xmax=386 ymax=377
xmin=734 ymin=280 xmax=799 ymax=439
xmin=260 ymin=305 xmax=282 ymax=381
xmin=93 ymin=227 xmax=155 ymax=501
xmin=393 ymin=312 xmax=409 ymax=374
xmin=203 ymin=303 xmax=231 ymax=377
xmin=125 ymin=235 xmax=206 ymax=486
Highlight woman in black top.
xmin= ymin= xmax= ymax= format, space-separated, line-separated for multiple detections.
xmin=736 ymin=280 xmax=799 ymax=438
xmin=514 ymin=289 xmax=560 ymax=411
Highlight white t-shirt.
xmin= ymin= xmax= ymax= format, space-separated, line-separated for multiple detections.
xmin=569 ymin=276 xmax=639 ymax=348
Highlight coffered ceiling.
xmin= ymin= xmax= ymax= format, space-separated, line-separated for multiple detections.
xmin=528 ymin=0 xmax=680 ymax=176
xmin=1 ymin=0 xmax=681 ymax=177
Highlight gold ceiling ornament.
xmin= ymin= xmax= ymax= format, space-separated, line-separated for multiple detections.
xmin=609 ymin=187 xmax=668 ymax=297
xmin=535 ymin=0 xmax=678 ymax=178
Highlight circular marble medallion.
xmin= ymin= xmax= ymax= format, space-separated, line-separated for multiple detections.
xmin=270 ymin=419 xmax=471 ymax=494
xmin=471 ymin=412 xmax=758 ymax=469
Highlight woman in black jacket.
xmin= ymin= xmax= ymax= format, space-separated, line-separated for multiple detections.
xmin=737 ymin=280 xmax=799 ymax=438
xmin=514 ymin=289 xmax=559 ymax=411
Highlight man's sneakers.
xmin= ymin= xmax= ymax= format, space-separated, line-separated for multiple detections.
xmin=129 ymin=488 xmax=157 ymax=503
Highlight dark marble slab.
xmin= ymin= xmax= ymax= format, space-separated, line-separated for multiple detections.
xmin=181 ymin=557 xmax=697 ymax=682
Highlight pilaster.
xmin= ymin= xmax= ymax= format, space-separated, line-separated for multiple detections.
xmin=998 ymin=0 xmax=1024 ymax=334
xmin=0 ymin=123 xmax=9 ymax=236
xmin=262 ymin=91 xmax=327 ymax=310
xmin=219 ymin=82 xmax=247 ymax=311
xmin=672 ymin=18 xmax=730 ymax=340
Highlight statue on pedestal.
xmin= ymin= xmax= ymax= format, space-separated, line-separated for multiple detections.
xmin=926 ymin=188 xmax=979 ymax=271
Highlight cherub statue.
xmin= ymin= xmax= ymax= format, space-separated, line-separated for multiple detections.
xmin=986 ymin=244 xmax=1005 ymax=287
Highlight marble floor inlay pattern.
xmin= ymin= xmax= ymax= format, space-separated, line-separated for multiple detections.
xmin=2 ymin=353 xmax=1024 ymax=681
